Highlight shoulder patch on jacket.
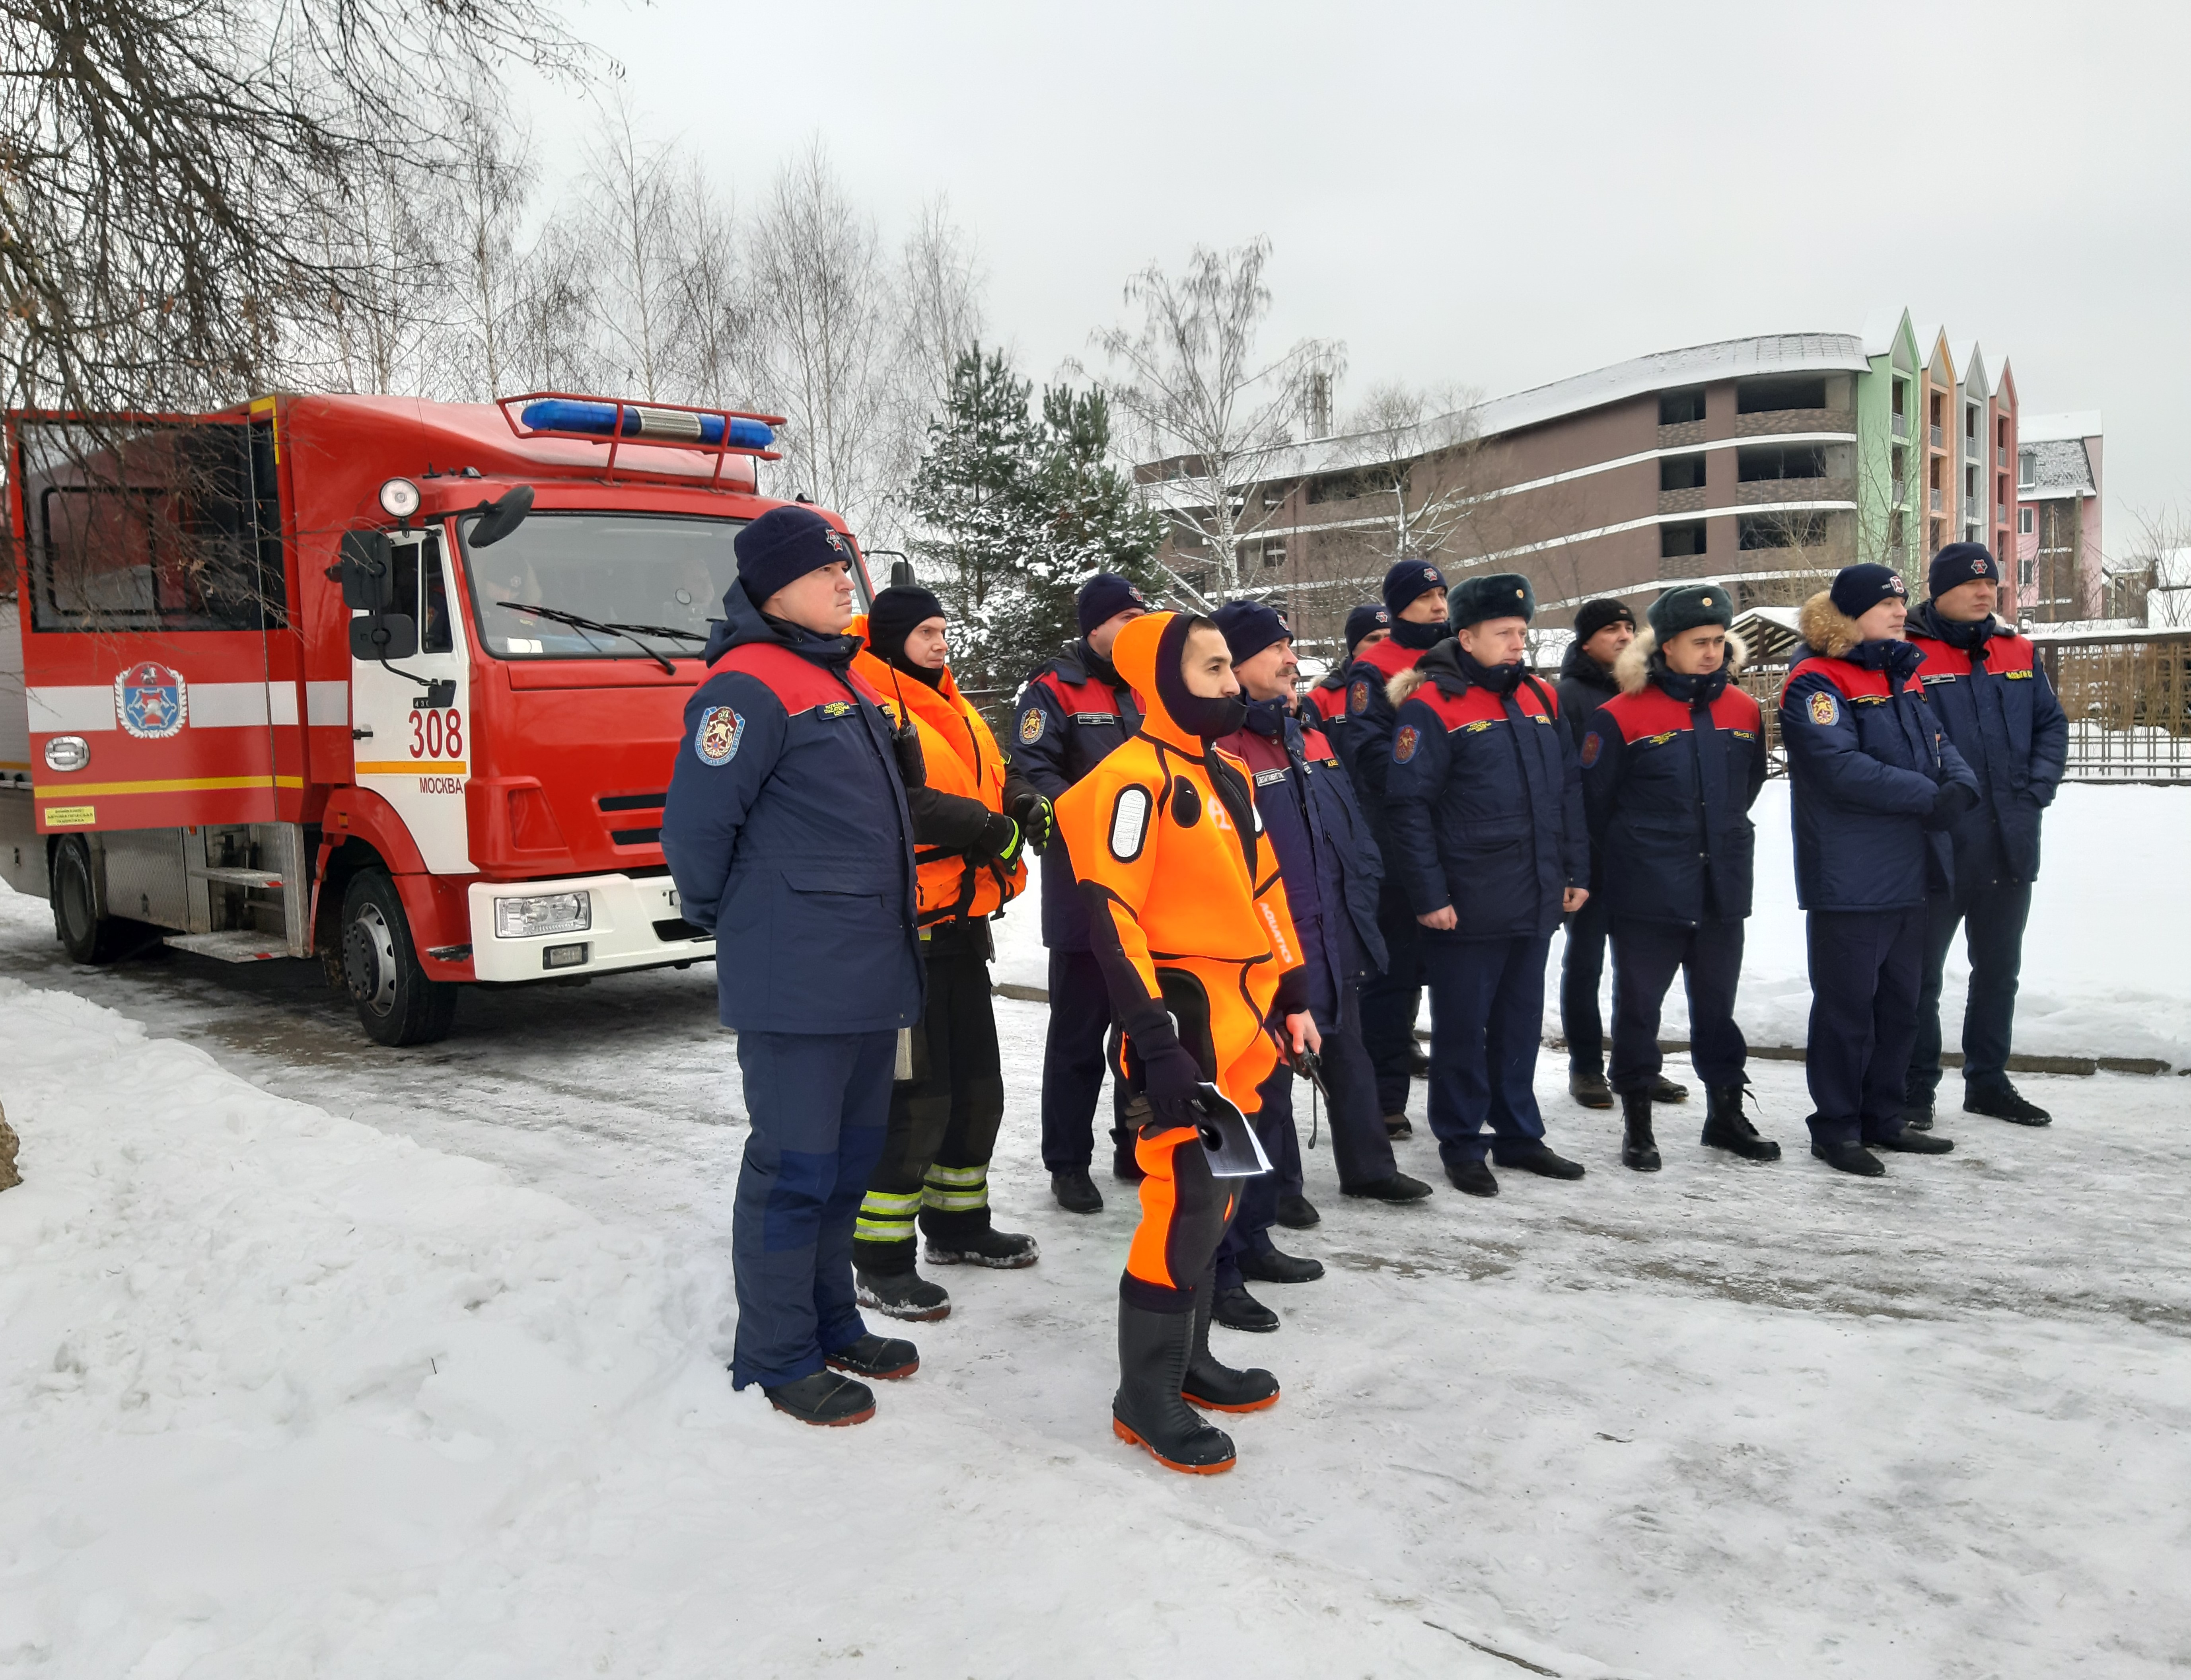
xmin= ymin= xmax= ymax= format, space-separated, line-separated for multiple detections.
xmin=1348 ymin=677 xmax=1372 ymax=716
xmin=1019 ymin=707 xmax=1045 ymax=744
xmin=1808 ymin=691 xmax=1840 ymax=726
xmin=695 ymin=705 xmax=744 ymax=765
xmin=1580 ymin=730 xmax=1601 ymax=768
xmin=1110 ymin=785 xmax=1152 ymax=860
xmin=1393 ymin=724 xmax=1420 ymax=763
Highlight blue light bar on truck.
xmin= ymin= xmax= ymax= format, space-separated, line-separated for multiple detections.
xmin=519 ymin=399 xmax=775 ymax=452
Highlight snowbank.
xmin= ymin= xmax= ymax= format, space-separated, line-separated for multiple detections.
xmin=0 ymin=979 xmax=1526 ymax=1678
xmin=994 ymin=781 xmax=2191 ymax=1069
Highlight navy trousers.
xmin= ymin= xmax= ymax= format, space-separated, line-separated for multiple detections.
xmin=1420 ymin=934 xmax=1553 ymax=1170
xmin=1804 ymin=909 xmax=1924 ymax=1149
xmin=1908 ymin=879 xmax=2033 ymax=1102
xmin=730 ymin=1029 xmax=895 ymax=1390
xmin=1609 ymin=917 xmax=1747 ymax=1094
xmin=1560 ymin=888 xmax=1613 ymax=1076
xmin=1038 ymin=946 xmax=1128 ymax=1173
xmin=1360 ymin=877 xmax=1424 ymax=1116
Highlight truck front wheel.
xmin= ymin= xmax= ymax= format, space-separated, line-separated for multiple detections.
xmin=51 ymin=837 xmax=142 ymax=964
xmin=341 ymin=868 xmax=459 ymax=1046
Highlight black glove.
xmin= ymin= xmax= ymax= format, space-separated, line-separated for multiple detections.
xmin=1139 ymin=1043 xmax=1206 ymax=1127
xmin=1011 ymin=792 xmax=1055 ymax=853
xmin=1924 ymin=779 xmax=1980 ymax=832
xmin=976 ymin=810 xmax=1025 ymax=868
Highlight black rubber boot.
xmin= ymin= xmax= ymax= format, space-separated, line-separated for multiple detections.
xmin=1051 ymin=1170 xmax=1103 ymax=1215
xmin=1620 ymin=1089 xmax=1661 ymax=1172
xmin=925 ymin=1223 xmax=1039 ymax=1269
xmin=825 ymin=1333 xmax=919 ymax=1380
xmin=1182 ymin=1270 xmax=1279 ymax=1413
xmin=854 ymin=1268 xmax=951 ymax=1322
xmin=1111 ymin=1127 xmax=1147 ymax=1183
xmin=1113 ymin=1301 xmax=1237 ymax=1473
xmin=762 ymin=1369 xmax=876 ymax=1426
xmin=1701 ymin=1084 xmax=1782 ymax=1161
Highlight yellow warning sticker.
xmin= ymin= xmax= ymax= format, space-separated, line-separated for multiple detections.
xmin=45 ymin=805 xmax=96 ymax=827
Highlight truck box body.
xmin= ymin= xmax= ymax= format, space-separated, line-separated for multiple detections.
xmin=2 ymin=392 xmax=862 ymax=1036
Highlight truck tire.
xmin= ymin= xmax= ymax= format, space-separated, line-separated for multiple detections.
xmin=340 ymin=868 xmax=459 ymax=1046
xmin=51 ymin=837 xmax=140 ymax=964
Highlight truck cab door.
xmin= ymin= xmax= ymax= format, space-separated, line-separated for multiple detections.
xmin=348 ymin=529 xmax=472 ymax=872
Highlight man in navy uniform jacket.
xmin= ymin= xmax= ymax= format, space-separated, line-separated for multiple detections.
xmin=663 ymin=506 xmax=925 ymax=1427
xmin=1011 ymin=574 xmax=1149 ymax=1213
xmin=1780 ymin=563 xmax=1979 ymax=1178
xmin=1580 ymin=584 xmax=1780 ymax=1172
xmin=1902 ymin=542 xmax=2068 ymax=1129
xmin=1384 ymin=572 xmax=1591 ymax=1197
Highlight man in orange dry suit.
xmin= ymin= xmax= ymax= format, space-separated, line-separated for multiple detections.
xmin=848 ymin=586 xmax=1047 ymax=1324
xmin=1054 ymin=611 xmax=1321 ymax=1476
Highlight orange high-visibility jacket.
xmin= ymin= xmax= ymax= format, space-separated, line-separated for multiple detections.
xmin=1053 ymin=612 xmax=1306 ymax=1112
xmin=851 ymin=617 xmax=1027 ymax=927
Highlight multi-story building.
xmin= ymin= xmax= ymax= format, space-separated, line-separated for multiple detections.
xmin=1142 ymin=310 xmax=2034 ymax=652
xmin=2014 ymin=412 xmax=2104 ymax=622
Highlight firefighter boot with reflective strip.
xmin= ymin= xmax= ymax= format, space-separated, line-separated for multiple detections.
xmin=920 ymin=1164 xmax=1039 ymax=1267
xmin=1112 ymin=1300 xmax=1236 ymax=1474
xmin=1181 ymin=1267 xmax=1279 ymax=1414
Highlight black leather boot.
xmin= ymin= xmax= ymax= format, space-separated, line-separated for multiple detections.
xmin=1701 ymin=1084 xmax=1782 ymax=1161
xmin=1181 ymin=1270 xmax=1280 ymax=1413
xmin=1113 ymin=1300 xmax=1237 ymax=1474
xmin=1620 ymin=1089 xmax=1660 ymax=1172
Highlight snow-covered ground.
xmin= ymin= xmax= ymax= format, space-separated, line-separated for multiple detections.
xmin=2 ymin=785 xmax=2189 ymax=1677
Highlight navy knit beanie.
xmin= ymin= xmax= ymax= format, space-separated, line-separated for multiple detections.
xmin=1828 ymin=563 xmax=1909 ymax=621
xmin=1212 ymin=599 xmax=1292 ymax=669
xmin=1076 ymin=573 xmax=1150 ymax=639
xmin=1382 ymin=558 xmax=1447 ymax=618
xmin=1929 ymin=541 xmax=2000 ymax=599
xmin=1646 ymin=583 xmax=1733 ymax=640
xmin=866 ymin=585 xmax=946 ymax=664
xmin=736 ymin=505 xmax=851 ymax=609
xmin=1572 ymin=598 xmax=1636 ymax=643
xmin=1343 ymin=602 xmax=1390 ymax=654
xmin=1450 ymin=572 xmax=1536 ymax=628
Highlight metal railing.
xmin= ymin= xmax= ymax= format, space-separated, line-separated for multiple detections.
xmin=1891 ymin=413 xmax=1909 ymax=438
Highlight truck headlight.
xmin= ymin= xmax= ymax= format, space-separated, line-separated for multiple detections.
xmin=494 ymin=892 xmax=590 ymax=938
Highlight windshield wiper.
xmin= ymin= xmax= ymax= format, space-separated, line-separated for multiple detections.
xmin=508 ymin=603 xmax=702 ymax=674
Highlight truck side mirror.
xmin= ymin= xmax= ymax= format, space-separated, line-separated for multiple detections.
xmin=337 ymin=531 xmax=396 ymax=611
xmin=350 ymin=613 xmax=418 ymax=662
xmin=468 ymin=484 xmax=535 ymax=549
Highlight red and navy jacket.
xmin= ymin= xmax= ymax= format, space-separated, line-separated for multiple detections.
xmin=1383 ymin=640 xmax=1589 ymax=940
xmin=1904 ymin=603 xmax=2067 ymax=887
xmin=662 ymin=582 xmax=923 ymax=1034
xmin=1336 ymin=631 xmax=1433 ymax=843
xmin=1216 ymin=698 xmax=1388 ymax=988
xmin=1779 ymin=634 xmax=1977 ymax=914
xmin=1579 ymin=662 xmax=1767 ymax=926
xmin=1010 ymin=641 xmax=1142 ymax=951
xmin=1307 ymin=670 xmax=1350 ymax=724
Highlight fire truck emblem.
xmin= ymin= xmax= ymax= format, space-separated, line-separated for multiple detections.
xmin=114 ymin=662 xmax=187 ymax=739
xmin=1808 ymin=691 xmax=1840 ymax=727
xmin=695 ymin=705 xmax=744 ymax=765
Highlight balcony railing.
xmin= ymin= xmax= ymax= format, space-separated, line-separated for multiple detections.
xmin=1734 ymin=476 xmax=1855 ymax=508
xmin=1930 ymin=489 xmax=1944 ymax=512
xmin=1998 ymin=446 xmax=2008 ymax=469
xmin=1892 ymin=413 xmax=1909 ymax=438
xmin=1930 ymin=424 xmax=1945 ymax=448
xmin=1892 ymin=479 xmax=1907 ymax=504
xmin=1731 ymin=408 xmax=1855 ymax=439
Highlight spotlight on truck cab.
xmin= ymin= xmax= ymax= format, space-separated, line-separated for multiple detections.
xmin=378 ymin=477 xmax=422 ymax=520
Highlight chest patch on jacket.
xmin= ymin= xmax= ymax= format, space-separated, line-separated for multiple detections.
xmin=1394 ymin=724 xmax=1420 ymax=763
xmin=1349 ymin=678 xmax=1371 ymax=715
xmin=1252 ymin=767 xmax=1288 ymax=787
xmin=695 ymin=706 xmax=744 ymax=765
xmin=1110 ymin=785 xmax=1151 ymax=860
xmin=1019 ymin=708 xmax=1045 ymax=744
xmin=1808 ymin=692 xmax=1840 ymax=726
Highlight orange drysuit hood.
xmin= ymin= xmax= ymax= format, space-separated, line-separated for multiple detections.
xmin=1112 ymin=611 xmax=1248 ymax=751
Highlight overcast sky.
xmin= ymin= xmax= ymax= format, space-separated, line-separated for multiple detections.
xmin=539 ymin=0 xmax=2189 ymax=547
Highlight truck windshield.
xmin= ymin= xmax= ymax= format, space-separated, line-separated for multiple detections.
xmin=456 ymin=510 xmax=750 ymax=660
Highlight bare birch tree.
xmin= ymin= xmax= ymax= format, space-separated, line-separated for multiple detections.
xmin=667 ymin=162 xmax=752 ymax=413
xmin=581 ymin=98 xmax=682 ymax=401
xmin=440 ymin=99 xmax=537 ymax=400
xmin=1092 ymin=237 xmax=1341 ymax=599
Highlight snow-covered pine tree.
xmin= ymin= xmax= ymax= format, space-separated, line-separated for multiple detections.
xmin=1017 ymin=382 xmax=1167 ymax=662
xmin=908 ymin=344 xmax=1047 ymax=697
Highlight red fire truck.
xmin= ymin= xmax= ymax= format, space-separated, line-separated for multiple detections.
xmin=0 ymin=393 xmax=878 ymax=1044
